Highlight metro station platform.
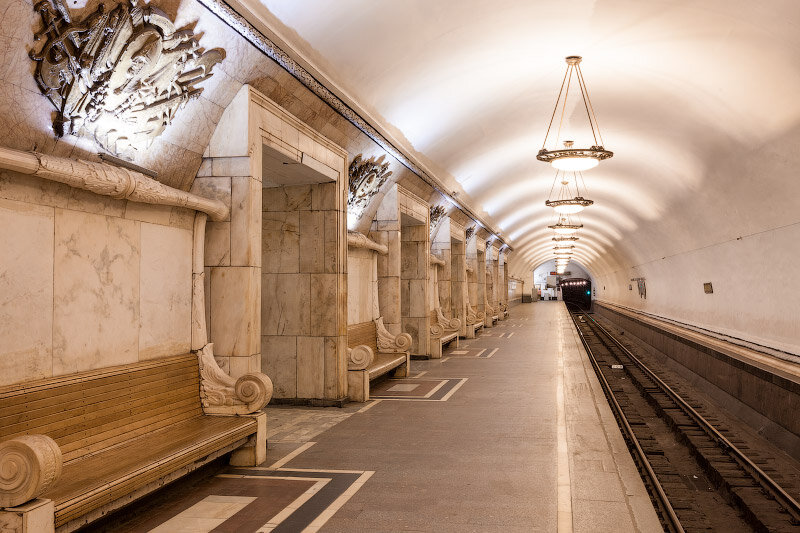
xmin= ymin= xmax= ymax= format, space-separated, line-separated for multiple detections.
xmin=100 ymin=302 xmax=662 ymax=533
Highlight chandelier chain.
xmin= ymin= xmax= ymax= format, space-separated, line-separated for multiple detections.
xmin=541 ymin=65 xmax=571 ymax=150
xmin=575 ymin=64 xmax=604 ymax=147
xmin=555 ymin=65 xmax=574 ymax=149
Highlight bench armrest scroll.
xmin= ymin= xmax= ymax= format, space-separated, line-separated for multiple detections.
xmin=198 ymin=344 xmax=274 ymax=415
xmin=0 ymin=435 xmax=62 ymax=508
xmin=348 ymin=345 xmax=375 ymax=371
xmin=375 ymin=317 xmax=412 ymax=353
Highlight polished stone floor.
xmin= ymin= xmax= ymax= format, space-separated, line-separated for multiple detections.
xmin=95 ymin=302 xmax=662 ymax=532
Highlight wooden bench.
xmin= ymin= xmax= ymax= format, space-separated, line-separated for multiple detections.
xmin=347 ymin=318 xmax=412 ymax=402
xmin=430 ymin=308 xmax=460 ymax=358
xmin=464 ymin=304 xmax=485 ymax=338
xmin=484 ymin=302 xmax=498 ymax=327
xmin=0 ymin=352 xmax=271 ymax=532
xmin=498 ymin=301 xmax=509 ymax=319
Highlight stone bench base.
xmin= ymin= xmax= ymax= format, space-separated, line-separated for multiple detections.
xmin=348 ymin=353 xmax=409 ymax=402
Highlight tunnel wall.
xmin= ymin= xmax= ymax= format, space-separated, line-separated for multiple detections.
xmin=595 ymin=302 xmax=800 ymax=459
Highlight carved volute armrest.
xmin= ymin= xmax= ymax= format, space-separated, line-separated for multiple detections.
xmin=430 ymin=322 xmax=444 ymax=338
xmin=348 ymin=345 xmax=375 ymax=371
xmin=471 ymin=306 xmax=485 ymax=321
xmin=197 ymin=344 xmax=274 ymax=415
xmin=0 ymin=434 xmax=62 ymax=508
xmin=374 ymin=317 xmax=412 ymax=353
xmin=436 ymin=307 xmax=460 ymax=332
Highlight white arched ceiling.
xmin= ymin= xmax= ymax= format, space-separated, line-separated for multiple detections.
xmin=245 ymin=0 xmax=800 ymax=352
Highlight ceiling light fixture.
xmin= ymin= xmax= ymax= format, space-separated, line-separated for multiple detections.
xmin=545 ymin=166 xmax=593 ymax=214
xmin=548 ymin=216 xmax=583 ymax=235
xmin=537 ymin=56 xmax=612 ymax=171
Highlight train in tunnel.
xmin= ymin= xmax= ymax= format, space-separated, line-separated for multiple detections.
xmin=559 ymin=278 xmax=592 ymax=310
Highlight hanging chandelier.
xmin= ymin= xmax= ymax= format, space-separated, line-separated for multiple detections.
xmin=548 ymin=216 xmax=583 ymax=235
xmin=537 ymin=56 xmax=612 ymax=171
xmin=552 ymin=236 xmax=579 ymax=243
xmin=545 ymin=166 xmax=593 ymax=214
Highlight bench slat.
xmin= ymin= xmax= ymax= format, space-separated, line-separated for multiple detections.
xmin=0 ymin=372 xmax=199 ymax=433
xmin=0 ymin=355 xmax=196 ymax=399
xmin=0 ymin=359 xmax=198 ymax=418
xmin=49 ymin=415 xmax=256 ymax=527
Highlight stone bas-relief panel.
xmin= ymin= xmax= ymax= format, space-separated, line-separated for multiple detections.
xmin=30 ymin=0 xmax=225 ymax=159
xmin=0 ymin=198 xmax=54 ymax=384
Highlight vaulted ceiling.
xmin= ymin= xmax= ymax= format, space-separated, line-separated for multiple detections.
xmin=237 ymin=0 xmax=800 ymax=282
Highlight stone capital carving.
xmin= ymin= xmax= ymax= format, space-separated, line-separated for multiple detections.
xmin=0 ymin=435 xmax=62 ymax=508
xmin=465 ymin=226 xmax=475 ymax=240
xmin=374 ymin=317 xmax=412 ymax=354
xmin=348 ymin=154 xmax=392 ymax=221
xmin=429 ymin=254 xmax=445 ymax=267
xmin=0 ymin=147 xmax=229 ymax=221
xmin=31 ymin=0 xmax=224 ymax=157
xmin=347 ymin=231 xmax=388 ymax=255
xmin=196 ymin=344 xmax=273 ymax=415
xmin=436 ymin=307 xmax=460 ymax=332
xmin=348 ymin=345 xmax=374 ymax=371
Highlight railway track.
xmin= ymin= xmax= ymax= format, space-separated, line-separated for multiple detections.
xmin=567 ymin=305 xmax=800 ymax=532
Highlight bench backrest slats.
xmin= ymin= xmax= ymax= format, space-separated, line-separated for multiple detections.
xmin=0 ymin=354 xmax=202 ymax=463
xmin=347 ymin=321 xmax=378 ymax=354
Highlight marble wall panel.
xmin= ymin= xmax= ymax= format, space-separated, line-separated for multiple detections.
xmin=209 ymin=266 xmax=260 ymax=359
xmin=261 ymin=273 xmax=310 ymax=336
xmin=0 ymin=198 xmax=54 ymax=386
xmin=297 ymin=336 xmax=324 ymax=398
xmin=347 ymin=250 xmax=375 ymax=325
xmin=263 ymin=185 xmax=312 ymax=212
xmin=205 ymin=221 xmax=231 ymax=266
xmin=262 ymin=210 xmax=299 ymax=273
xmin=231 ymin=176 xmax=262 ymax=266
xmin=299 ymin=210 xmax=324 ymax=272
xmin=324 ymin=336 xmax=344 ymax=399
xmin=139 ymin=223 xmax=193 ymax=359
xmin=53 ymin=209 xmax=140 ymax=375
xmin=261 ymin=335 xmax=297 ymax=398
xmin=323 ymin=210 xmax=340 ymax=274
xmin=311 ymin=273 xmax=338 ymax=337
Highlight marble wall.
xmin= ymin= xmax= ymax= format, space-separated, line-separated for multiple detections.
xmin=196 ymin=86 xmax=348 ymax=401
xmin=450 ymin=237 xmax=467 ymax=336
xmin=0 ymin=170 xmax=193 ymax=387
xmin=371 ymin=185 xmax=402 ymax=335
xmin=347 ymin=248 xmax=380 ymax=325
xmin=261 ymin=183 xmax=345 ymax=400
xmin=431 ymin=219 xmax=452 ymax=313
xmin=401 ymin=224 xmax=429 ymax=356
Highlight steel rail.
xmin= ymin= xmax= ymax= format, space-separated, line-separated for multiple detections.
xmin=581 ymin=311 xmax=800 ymax=525
xmin=567 ymin=309 xmax=685 ymax=533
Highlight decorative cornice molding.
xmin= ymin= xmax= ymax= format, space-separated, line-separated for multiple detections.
xmin=196 ymin=0 xmax=511 ymax=251
xmin=0 ymin=146 xmax=229 ymax=220
xmin=347 ymin=230 xmax=388 ymax=255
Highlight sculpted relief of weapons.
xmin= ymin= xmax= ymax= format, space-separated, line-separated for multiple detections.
xmin=30 ymin=0 xmax=225 ymax=159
